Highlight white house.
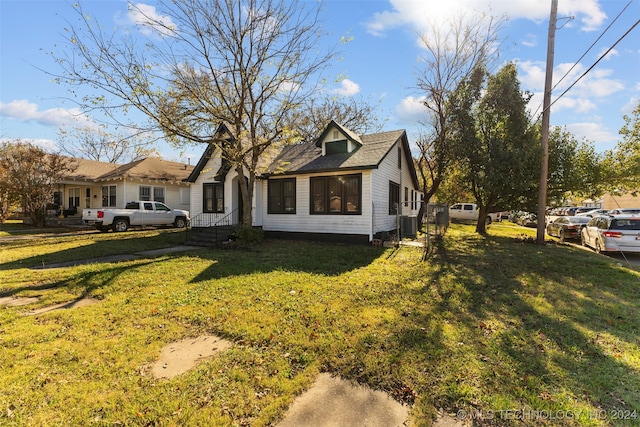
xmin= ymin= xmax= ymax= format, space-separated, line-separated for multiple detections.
xmin=51 ymin=157 xmax=193 ymax=218
xmin=187 ymin=121 xmax=422 ymax=243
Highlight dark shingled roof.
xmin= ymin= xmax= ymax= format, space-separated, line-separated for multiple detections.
xmin=264 ymin=129 xmax=407 ymax=175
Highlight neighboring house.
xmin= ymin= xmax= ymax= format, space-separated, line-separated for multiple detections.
xmin=187 ymin=121 xmax=422 ymax=243
xmin=601 ymin=192 xmax=640 ymax=210
xmin=52 ymin=157 xmax=193 ymax=217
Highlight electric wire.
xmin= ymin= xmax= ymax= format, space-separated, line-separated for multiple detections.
xmin=546 ymin=17 xmax=640 ymax=114
xmin=531 ymin=0 xmax=635 ymax=119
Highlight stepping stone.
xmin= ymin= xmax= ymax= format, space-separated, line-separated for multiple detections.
xmin=150 ymin=334 xmax=232 ymax=379
xmin=277 ymin=373 xmax=409 ymax=427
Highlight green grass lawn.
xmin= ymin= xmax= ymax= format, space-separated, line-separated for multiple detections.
xmin=1 ymin=223 xmax=639 ymax=426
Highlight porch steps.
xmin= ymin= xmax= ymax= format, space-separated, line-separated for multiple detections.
xmin=185 ymin=225 xmax=237 ymax=247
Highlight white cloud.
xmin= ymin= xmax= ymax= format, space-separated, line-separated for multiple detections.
xmin=366 ymin=0 xmax=606 ymax=37
xmin=598 ymin=47 xmax=619 ymax=61
xmin=564 ymin=122 xmax=617 ymax=145
xmin=518 ymin=61 xmax=623 ymax=99
xmin=0 ymin=137 xmax=59 ymax=152
xmin=331 ymin=79 xmax=361 ymax=96
xmin=396 ymin=96 xmax=428 ymax=124
xmin=621 ymin=97 xmax=640 ymax=115
xmin=127 ymin=3 xmax=176 ymax=36
xmin=520 ymin=34 xmax=537 ymax=48
xmin=551 ymin=96 xmax=597 ymax=114
xmin=0 ymin=100 xmax=90 ymax=127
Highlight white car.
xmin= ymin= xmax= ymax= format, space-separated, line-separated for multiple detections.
xmin=576 ymin=208 xmax=609 ymax=217
xmin=581 ymin=214 xmax=640 ymax=253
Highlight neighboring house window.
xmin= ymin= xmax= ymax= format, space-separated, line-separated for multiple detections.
xmin=180 ymin=188 xmax=190 ymax=205
xmin=153 ymin=187 xmax=165 ymax=203
xmin=404 ymin=187 xmax=408 ymax=204
xmin=310 ymin=174 xmax=361 ymax=215
xmin=139 ymin=186 xmax=165 ymax=202
xmin=68 ymin=187 xmax=80 ymax=208
xmin=140 ymin=186 xmax=151 ymax=201
xmin=268 ymin=178 xmax=296 ymax=214
xmin=389 ymin=181 xmax=400 ymax=215
xmin=203 ymin=183 xmax=224 ymax=213
xmin=397 ymin=147 xmax=402 ymax=169
xmin=102 ymin=185 xmax=116 ymax=207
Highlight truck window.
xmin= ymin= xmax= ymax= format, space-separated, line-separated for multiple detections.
xmin=144 ymin=202 xmax=154 ymax=210
xmin=463 ymin=205 xmax=473 ymax=211
xmin=126 ymin=202 xmax=139 ymax=209
xmin=155 ymin=203 xmax=170 ymax=211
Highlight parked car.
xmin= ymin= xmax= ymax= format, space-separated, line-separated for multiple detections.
xmin=83 ymin=200 xmax=190 ymax=232
xmin=576 ymin=208 xmax=609 ymax=217
xmin=607 ymin=208 xmax=640 ymax=215
xmin=581 ymin=214 xmax=640 ymax=253
xmin=448 ymin=203 xmax=501 ymax=223
xmin=574 ymin=207 xmax=594 ymax=215
xmin=517 ymin=212 xmax=537 ymax=227
xmin=546 ymin=216 xmax=590 ymax=242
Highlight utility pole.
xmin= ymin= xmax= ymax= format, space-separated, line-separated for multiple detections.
xmin=536 ymin=0 xmax=558 ymax=245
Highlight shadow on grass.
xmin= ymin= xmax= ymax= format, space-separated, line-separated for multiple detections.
xmin=319 ymin=230 xmax=639 ymax=425
xmin=188 ymin=240 xmax=387 ymax=281
xmin=0 ymin=229 xmax=186 ymax=271
xmin=0 ymin=260 xmax=156 ymax=299
xmin=408 ymin=232 xmax=640 ymax=421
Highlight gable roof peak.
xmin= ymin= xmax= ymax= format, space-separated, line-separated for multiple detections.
xmin=315 ymin=120 xmax=363 ymax=147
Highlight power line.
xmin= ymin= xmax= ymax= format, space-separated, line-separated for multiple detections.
xmin=531 ymin=0 xmax=635 ymax=119
xmin=546 ymin=17 xmax=640 ymax=113
xmin=552 ymin=0 xmax=633 ymax=93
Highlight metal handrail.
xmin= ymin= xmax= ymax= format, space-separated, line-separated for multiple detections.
xmin=186 ymin=208 xmax=239 ymax=245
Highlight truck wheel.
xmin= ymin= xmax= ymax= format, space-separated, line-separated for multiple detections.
xmin=174 ymin=217 xmax=187 ymax=228
xmin=112 ymin=219 xmax=129 ymax=232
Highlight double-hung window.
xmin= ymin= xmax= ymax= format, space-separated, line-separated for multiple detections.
xmin=203 ymin=183 xmax=224 ymax=213
xmin=139 ymin=186 xmax=165 ymax=203
xmin=310 ymin=174 xmax=361 ymax=215
xmin=102 ymin=185 xmax=116 ymax=207
xmin=268 ymin=178 xmax=296 ymax=214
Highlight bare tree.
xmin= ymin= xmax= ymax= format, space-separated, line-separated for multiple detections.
xmin=0 ymin=141 xmax=76 ymax=227
xmin=53 ymin=0 xmax=336 ymax=225
xmin=415 ymin=12 xmax=504 ymax=207
xmin=58 ymin=124 xmax=158 ymax=163
xmin=284 ymin=95 xmax=385 ymax=143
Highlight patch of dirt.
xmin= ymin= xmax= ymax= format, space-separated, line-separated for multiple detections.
xmin=0 ymin=296 xmax=40 ymax=307
xmin=277 ymin=373 xmax=409 ymax=427
xmin=150 ymin=334 xmax=232 ymax=379
xmin=26 ymin=297 xmax=101 ymax=316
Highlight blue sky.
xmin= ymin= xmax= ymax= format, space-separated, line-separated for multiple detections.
xmin=1 ymin=0 xmax=639 ymax=163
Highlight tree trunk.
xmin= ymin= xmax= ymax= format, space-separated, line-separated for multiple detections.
xmin=236 ymin=165 xmax=253 ymax=226
xmin=475 ymin=204 xmax=489 ymax=234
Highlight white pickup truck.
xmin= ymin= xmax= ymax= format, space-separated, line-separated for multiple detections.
xmin=82 ymin=201 xmax=190 ymax=232
xmin=449 ymin=203 xmax=501 ymax=223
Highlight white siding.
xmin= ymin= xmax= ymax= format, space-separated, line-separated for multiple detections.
xmin=371 ymin=141 xmax=421 ymax=234
xmin=262 ymin=171 xmax=372 ymax=236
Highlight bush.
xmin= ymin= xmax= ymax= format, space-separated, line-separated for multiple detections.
xmin=234 ymin=225 xmax=264 ymax=244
